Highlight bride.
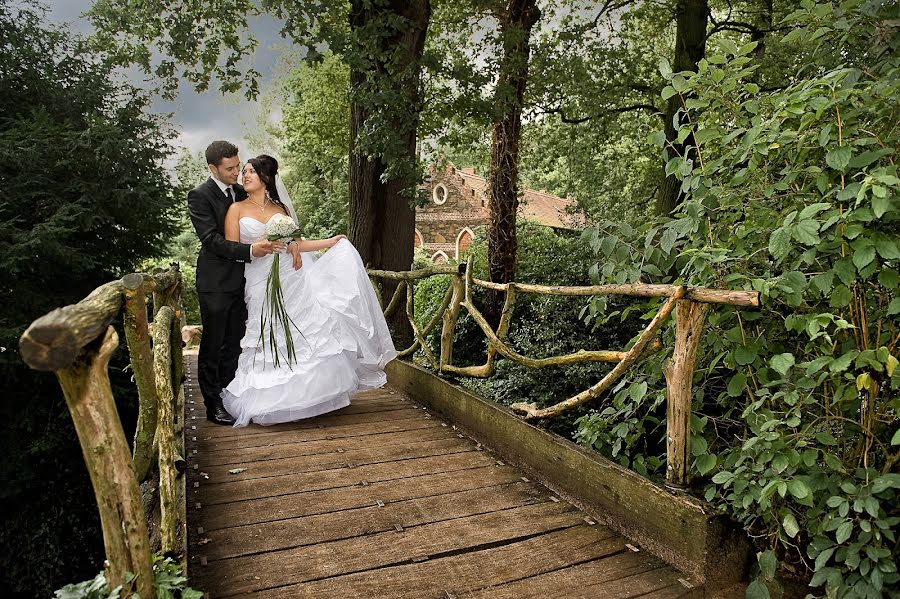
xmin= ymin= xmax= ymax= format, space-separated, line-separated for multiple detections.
xmin=221 ymin=154 xmax=397 ymax=426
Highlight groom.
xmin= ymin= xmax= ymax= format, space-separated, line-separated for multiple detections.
xmin=188 ymin=141 xmax=284 ymax=425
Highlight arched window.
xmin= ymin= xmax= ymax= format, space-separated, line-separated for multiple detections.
xmin=455 ymin=227 xmax=474 ymax=260
xmin=431 ymin=251 xmax=449 ymax=264
xmin=414 ymin=229 xmax=424 ymax=248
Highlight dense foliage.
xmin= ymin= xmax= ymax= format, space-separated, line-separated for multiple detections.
xmin=0 ymin=2 xmax=180 ymax=594
xmin=572 ymin=2 xmax=899 ymax=596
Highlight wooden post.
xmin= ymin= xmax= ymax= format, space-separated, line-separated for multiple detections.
xmin=122 ymin=274 xmax=158 ymax=482
xmin=664 ymin=299 xmax=709 ymax=488
xmin=153 ymin=306 xmax=179 ymax=556
xmin=439 ymin=274 xmax=464 ymax=369
xmin=55 ymin=327 xmax=154 ymax=598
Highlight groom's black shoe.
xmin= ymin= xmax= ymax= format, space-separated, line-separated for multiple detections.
xmin=207 ymin=402 xmax=236 ymax=426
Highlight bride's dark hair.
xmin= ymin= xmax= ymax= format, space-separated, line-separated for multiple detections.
xmin=248 ymin=154 xmax=288 ymax=214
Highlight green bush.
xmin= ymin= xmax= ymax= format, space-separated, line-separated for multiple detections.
xmin=577 ymin=2 xmax=899 ymax=596
xmin=53 ymin=555 xmax=202 ymax=599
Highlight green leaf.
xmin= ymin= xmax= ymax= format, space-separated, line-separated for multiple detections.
xmin=872 ymin=193 xmax=894 ymax=218
xmin=830 ymin=284 xmax=852 ymax=308
xmin=735 ymin=345 xmax=758 ymax=366
xmin=852 ymin=243 xmax=876 ymax=270
xmin=825 ymin=146 xmax=852 ymax=172
xmin=887 ymin=297 xmax=900 ymax=316
xmin=892 ymin=428 xmax=900 ymax=446
xmin=816 ymin=431 xmax=838 ymax=445
xmin=770 ymin=353 xmax=795 ymax=376
xmin=835 ymin=520 xmax=853 ymax=544
xmin=833 ymin=258 xmax=856 ymax=286
xmin=788 ymin=479 xmax=811 ymax=500
xmin=792 ymin=219 xmax=820 ymax=245
xmin=696 ymin=454 xmax=716 ymax=475
xmin=758 ymin=550 xmax=777 ymax=581
xmin=768 ymin=227 xmax=791 ymax=260
xmin=658 ymin=57 xmax=673 ymax=79
xmin=799 ymin=202 xmax=830 ymax=219
xmin=629 ymin=381 xmax=648 ymax=401
xmin=727 ymin=373 xmax=747 ymax=396
xmin=878 ymin=268 xmax=898 ymax=289
xmin=746 ymin=579 xmax=770 ymax=599
xmin=711 ymin=471 xmax=732 ymax=484
xmin=875 ymin=237 xmax=900 ymax=260
xmin=783 ymin=512 xmax=800 ymax=538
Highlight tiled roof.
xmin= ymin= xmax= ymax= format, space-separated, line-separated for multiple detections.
xmin=455 ymin=169 xmax=582 ymax=230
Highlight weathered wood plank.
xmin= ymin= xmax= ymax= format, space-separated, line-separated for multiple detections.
xmin=198 ymin=481 xmax=547 ymax=560
xmin=199 ymin=437 xmax=473 ymax=481
xmin=197 ymin=425 xmax=454 ymax=467
xmin=463 ymin=551 xmax=690 ymax=598
xmin=193 ymin=417 xmax=444 ymax=452
xmin=387 ymin=360 xmax=751 ymax=586
xmin=193 ymin=451 xmax=497 ymax=505
xmin=196 ymin=465 xmax=525 ymax=531
xmin=249 ymin=525 xmax=624 ymax=598
xmin=198 ymin=501 xmax=594 ymax=596
xmin=195 ymin=406 xmax=425 ymax=439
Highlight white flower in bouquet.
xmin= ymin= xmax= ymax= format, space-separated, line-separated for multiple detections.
xmin=258 ymin=213 xmax=304 ymax=368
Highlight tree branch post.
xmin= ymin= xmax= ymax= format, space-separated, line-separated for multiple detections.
xmin=55 ymin=327 xmax=154 ymax=598
xmin=664 ymin=299 xmax=710 ymax=488
xmin=152 ymin=307 xmax=179 ymax=557
xmin=122 ymin=274 xmax=158 ymax=482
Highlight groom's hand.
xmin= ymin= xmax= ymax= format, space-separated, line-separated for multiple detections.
xmin=251 ymin=240 xmax=286 ymax=257
xmin=287 ymin=242 xmax=303 ymax=270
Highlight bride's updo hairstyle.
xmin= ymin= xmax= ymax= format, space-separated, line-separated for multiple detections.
xmin=248 ymin=154 xmax=289 ymax=214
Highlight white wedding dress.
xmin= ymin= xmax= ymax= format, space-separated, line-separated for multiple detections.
xmin=222 ymin=216 xmax=398 ymax=427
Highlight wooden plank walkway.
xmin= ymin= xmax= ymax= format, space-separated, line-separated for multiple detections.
xmin=183 ymin=354 xmax=697 ymax=598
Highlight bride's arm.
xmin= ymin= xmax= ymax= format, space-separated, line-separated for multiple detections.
xmin=224 ymin=204 xmax=241 ymax=242
xmin=295 ymin=234 xmax=347 ymax=252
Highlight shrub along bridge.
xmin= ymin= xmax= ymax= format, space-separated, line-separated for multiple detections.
xmin=20 ymin=260 xmax=759 ymax=597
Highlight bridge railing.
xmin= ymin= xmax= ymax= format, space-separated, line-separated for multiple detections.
xmin=368 ymin=259 xmax=760 ymax=488
xmin=19 ymin=266 xmax=187 ymax=597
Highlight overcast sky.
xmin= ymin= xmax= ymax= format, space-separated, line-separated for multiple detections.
xmin=44 ymin=0 xmax=290 ymax=160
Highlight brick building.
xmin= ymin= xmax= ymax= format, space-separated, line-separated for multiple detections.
xmin=416 ymin=163 xmax=583 ymax=263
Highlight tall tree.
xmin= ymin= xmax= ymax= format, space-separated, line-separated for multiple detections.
xmin=0 ymin=2 xmax=179 ymax=593
xmin=654 ymin=0 xmax=709 ymax=216
xmin=347 ymin=0 xmax=430 ymax=344
xmin=484 ymin=0 xmax=541 ymax=324
xmin=88 ymin=0 xmax=432 ymax=343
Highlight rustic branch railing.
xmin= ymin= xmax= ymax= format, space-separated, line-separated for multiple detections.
xmin=368 ymin=259 xmax=759 ymax=487
xmin=19 ymin=265 xmax=188 ymax=596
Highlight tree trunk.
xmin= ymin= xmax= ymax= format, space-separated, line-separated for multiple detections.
xmin=485 ymin=0 xmax=541 ymax=327
xmin=348 ymin=0 xmax=431 ymax=348
xmin=654 ymin=0 xmax=709 ymax=216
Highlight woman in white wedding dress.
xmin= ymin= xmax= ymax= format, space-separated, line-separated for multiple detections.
xmin=221 ymin=155 xmax=397 ymax=426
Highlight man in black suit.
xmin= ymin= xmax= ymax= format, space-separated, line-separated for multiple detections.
xmin=188 ymin=141 xmax=284 ymax=424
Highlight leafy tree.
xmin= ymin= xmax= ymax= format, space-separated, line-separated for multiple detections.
xmin=88 ymin=0 xmax=433 ymax=344
xmin=0 ymin=1 xmax=179 ymax=594
xmin=578 ymin=2 xmax=899 ymax=595
xmin=281 ymin=53 xmax=351 ymax=238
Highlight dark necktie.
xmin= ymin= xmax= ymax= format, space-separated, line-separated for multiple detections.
xmin=224 ymin=187 xmax=233 ymax=202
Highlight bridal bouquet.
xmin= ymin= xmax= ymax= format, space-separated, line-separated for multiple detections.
xmin=260 ymin=214 xmax=304 ymax=367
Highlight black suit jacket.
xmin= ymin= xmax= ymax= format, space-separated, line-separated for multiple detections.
xmin=188 ymin=178 xmax=252 ymax=293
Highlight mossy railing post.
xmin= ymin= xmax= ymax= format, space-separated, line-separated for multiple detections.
xmin=123 ymin=273 xmax=158 ymax=482
xmin=664 ymin=299 xmax=710 ymax=489
xmin=153 ymin=306 xmax=179 ymax=555
xmin=19 ymin=265 xmax=188 ymax=596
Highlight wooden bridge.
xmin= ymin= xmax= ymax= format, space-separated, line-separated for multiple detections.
xmin=19 ymin=262 xmax=758 ymax=597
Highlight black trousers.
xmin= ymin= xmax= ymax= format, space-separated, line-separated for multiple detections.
xmin=197 ymin=290 xmax=247 ymax=410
